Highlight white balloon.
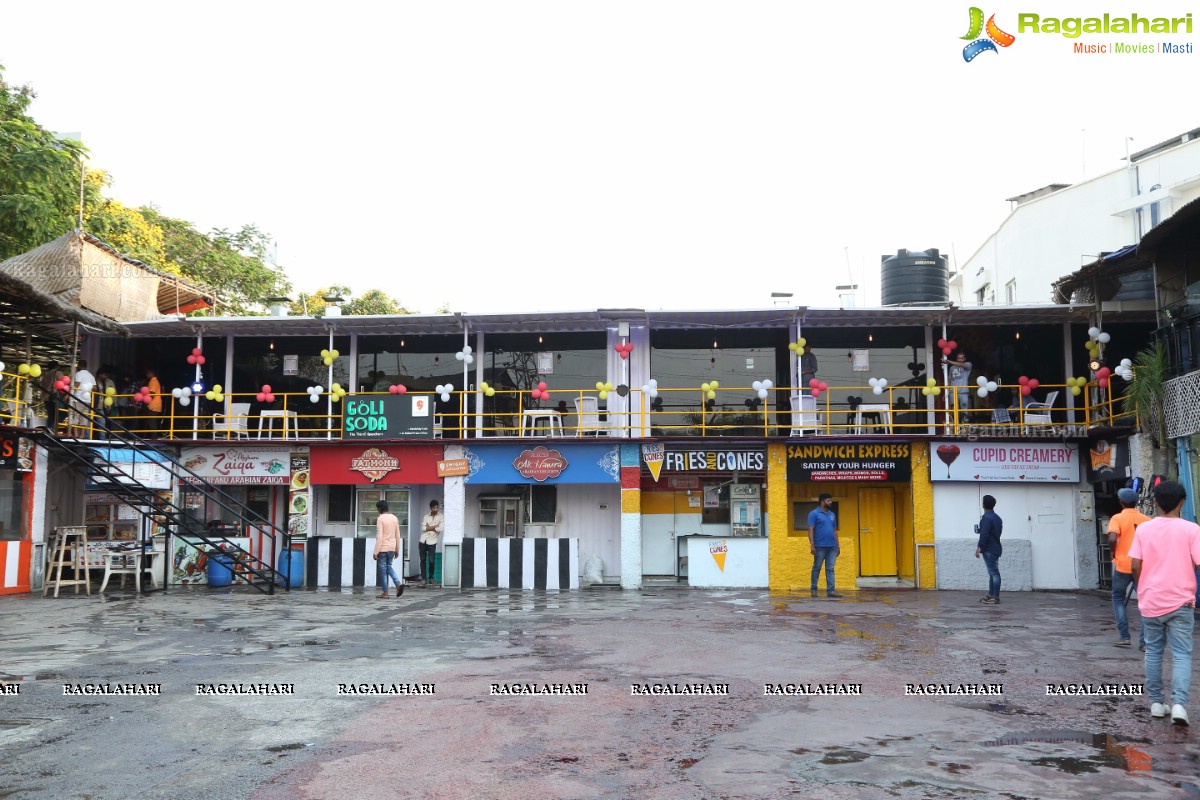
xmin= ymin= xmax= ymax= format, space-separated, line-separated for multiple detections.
xmin=757 ymin=389 xmax=768 ymax=400
xmin=752 ymin=381 xmax=763 ymax=392
xmin=172 ymin=388 xmax=183 ymax=398
xmin=986 ymin=381 xmax=998 ymax=392
xmin=440 ymin=392 xmax=451 ymax=402
xmin=181 ymin=387 xmax=192 ymax=397
xmin=179 ymin=397 xmax=191 ymax=407
xmin=873 ymin=386 xmax=884 ymax=395
xmin=877 ymin=378 xmax=886 ymax=387
xmin=1088 ymin=326 xmax=1100 ymax=339
xmin=455 ymin=352 xmax=465 ymax=361
xmin=976 ymin=376 xmax=988 ymax=387
xmin=1120 ymin=358 xmax=1132 ymax=367
xmin=977 ymin=387 xmax=989 ymax=398
xmin=1097 ymin=332 xmax=1111 ymax=344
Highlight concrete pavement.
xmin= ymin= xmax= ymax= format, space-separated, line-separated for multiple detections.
xmin=1 ymin=586 xmax=1197 ymax=799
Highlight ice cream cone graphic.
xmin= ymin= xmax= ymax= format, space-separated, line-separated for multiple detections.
xmin=709 ymin=539 xmax=728 ymax=572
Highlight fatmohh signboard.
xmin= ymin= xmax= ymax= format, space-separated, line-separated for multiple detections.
xmin=931 ymin=442 xmax=1080 ymax=483
xmin=342 ymin=394 xmax=434 ymax=439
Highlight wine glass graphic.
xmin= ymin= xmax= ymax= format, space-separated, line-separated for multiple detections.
xmin=936 ymin=444 xmax=960 ymax=479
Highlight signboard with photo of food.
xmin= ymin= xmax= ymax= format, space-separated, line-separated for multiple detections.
xmin=288 ymin=449 xmax=311 ymax=541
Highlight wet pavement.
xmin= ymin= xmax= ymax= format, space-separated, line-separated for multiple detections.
xmin=1 ymin=586 xmax=1198 ymax=799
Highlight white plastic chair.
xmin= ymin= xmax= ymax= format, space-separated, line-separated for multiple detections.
xmin=573 ymin=397 xmax=608 ymax=436
xmin=433 ymin=415 xmax=443 ymax=439
xmin=1024 ymin=390 xmax=1059 ymax=427
xmin=212 ymin=402 xmax=251 ymax=439
xmin=788 ymin=392 xmax=818 ymax=437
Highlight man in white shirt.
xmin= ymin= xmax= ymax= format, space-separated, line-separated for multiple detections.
xmin=419 ymin=500 xmax=443 ymax=587
xmin=69 ymin=360 xmax=97 ymax=437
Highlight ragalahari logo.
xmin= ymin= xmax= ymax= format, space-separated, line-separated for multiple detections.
xmin=961 ymin=7 xmax=1016 ymax=61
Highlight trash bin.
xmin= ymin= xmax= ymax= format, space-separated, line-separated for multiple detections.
xmin=276 ymin=547 xmax=304 ymax=588
xmin=206 ymin=552 xmax=234 ymax=587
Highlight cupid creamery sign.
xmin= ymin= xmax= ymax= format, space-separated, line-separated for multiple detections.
xmin=350 ymin=447 xmax=401 ymax=483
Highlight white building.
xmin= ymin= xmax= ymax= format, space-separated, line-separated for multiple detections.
xmin=954 ymin=127 xmax=1200 ymax=307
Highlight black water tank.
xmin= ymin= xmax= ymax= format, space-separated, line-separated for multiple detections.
xmin=880 ymin=248 xmax=949 ymax=306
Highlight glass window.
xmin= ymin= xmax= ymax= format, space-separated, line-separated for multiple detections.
xmin=0 ymin=473 xmax=27 ymax=541
xmin=355 ymin=488 xmax=409 ymax=539
xmin=327 ymin=484 xmax=353 ymax=522
xmin=1005 ymin=279 xmax=1017 ymax=305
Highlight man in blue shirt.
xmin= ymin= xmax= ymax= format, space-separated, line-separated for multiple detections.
xmin=975 ymin=494 xmax=1003 ymax=604
xmin=807 ymin=493 xmax=842 ymax=598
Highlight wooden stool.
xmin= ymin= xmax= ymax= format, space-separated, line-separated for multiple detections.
xmin=44 ymin=526 xmax=91 ymax=597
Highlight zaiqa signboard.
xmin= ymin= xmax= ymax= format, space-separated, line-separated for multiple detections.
xmin=930 ymin=442 xmax=1079 ymax=483
xmin=180 ymin=446 xmax=291 ymax=484
xmin=787 ymin=443 xmax=912 ymax=482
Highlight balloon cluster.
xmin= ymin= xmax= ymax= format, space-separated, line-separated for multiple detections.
xmin=1085 ymin=327 xmax=1110 ymax=357
xmin=478 ymin=381 xmax=496 ymax=397
xmin=868 ymin=377 xmax=889 ymax=396
xmin=641 ymin=378 xmax=659 ymax=399
xmin=133 ymin=386 xmax=153 ymax=404
xmin=435 ymin=383 xmax=454 ymax=402
xmin=1066 ymin=376 xmax=1088 ymax=396
xmin=171 ymin=387 xmax=194 ymax=407
xmin=1115 ymin=358 xmax=1134 ymax=381
xmin=808 ymin=378 xmax=828 ymax=399
xmin=54 ymin=375 xmax=71 ymax=393
xmin=787 ymin=337 xmax=808 ymax=355
xmin=102 ymin=386 xmax=116 ymax=408
xmin=936 ymin=338 xmax=958 ymax=357
xmin=613 ymin=342 xmax=633 ymax=360
xmin=18 ymin=363 xmax=43 ymax=378
xmin=329 ymin=383 xmax=347 ymax=403
xmin=455 ymin=346 xmax=474 ymax=364
xmin=921 ymin=378 xmax=942 ymax=397
xmin=1094 ymin=366 xmax=1112 ymax=388
xmin=701 ymin=381 xmax=720 ymax=400
xmin=751 ymin=379 xmax=773 ymax=400
xmin=975 ymin=376 xmax=997 ymax=398
xmin=1017 ymin=376 xmax=1040 ymax=396
xmin=594 ymin=381 xmax=613 ymax=400
xmin=320 ymin=348 xmax=340 ymax=366
xmin=388 ymin=384 xmax=407 ymax=394
xmin=205 ymin=384 xmax=225 ymax=403
xmin=306 ymin=386 xmax=324 ymax=404
xmin=186 ymin=347 xmax=206 ymax=366
xmin=255 ymin=384 xmax=275 ymax=403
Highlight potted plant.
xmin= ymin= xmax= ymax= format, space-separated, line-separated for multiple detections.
xmin=1121 ymin=340 xmax=1172 ymax=476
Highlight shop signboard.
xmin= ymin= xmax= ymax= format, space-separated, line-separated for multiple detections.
xmin=787 ymin=442 xmax=911 ymax=482
xmin=1086 ymin=438 xmax=1129 ymax=484
xmin=342 ymin=394 xmax=434 ymax=439
xmin=310 ymin=444 xmax=443 ymax=485
xmin=180 ymin=446 xmax=291 ymax=485
xmin=654 ymin=445 xmax=766 ymax=474
xmin=0 ymin=431 xmax=32 ymax=472
xmin=929 ymin=442 xmax=1079 ymax=483
xmin=88 ymin=445 xmax=173 ymax=489
xmin=462 ymin=443 xmax=620 ymax=484
xmin=289 ymin=449 xmax=311 ymax=540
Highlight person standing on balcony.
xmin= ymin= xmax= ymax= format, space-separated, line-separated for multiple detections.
xmin=68 ymin=360 xmax=96 ymax=438
xmin=975 ymin=494 xmax=1003 ymax=604
xmin=419 ymin=499 xmax=444 ymax=587
xmin=1130 ymin=480 xmax=1200 ymax=726
xmin=800 ymin=347 xmax=818 ymax=394
xmin=1109 ymin=487 xmax=1150 ymax=649
xmin=944 ymin=351 xmax=972 ymax=419
xmin=807 ymin=493 xmax=841 ymax=598
xmin=144 ymin=368 xmax=163 ymax=434
xmin=373 ymin=500 xmax=404 ymax=599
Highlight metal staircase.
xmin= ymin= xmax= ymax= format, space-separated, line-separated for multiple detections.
xmin=34 ymin=395 xmax=290 ymax=594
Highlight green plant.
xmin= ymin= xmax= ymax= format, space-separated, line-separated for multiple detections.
xmin=1121 ymin=341 xmax=1167 ymax=447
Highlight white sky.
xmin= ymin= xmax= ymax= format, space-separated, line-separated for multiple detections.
xmin=2 ymin=1 xmax=1196 ymax=314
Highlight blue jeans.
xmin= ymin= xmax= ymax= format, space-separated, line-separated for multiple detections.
xmin=376 ymin=551 xmax=401 ymax=593
xmin=981 ymin=551 xmax=1001 ymax=598
xmin=1144 ymin=605 xmax=1195 ymax=706
xmin=811 ymin=546 xmax=837 ymax=593
xmin=1111 ymin=570 xmax=1144 ymax=645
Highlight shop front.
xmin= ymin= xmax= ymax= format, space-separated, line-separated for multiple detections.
xmin=639 ymin=442 xmax=768 ymax=587
xmin=930 ymin=441 xmax=1087 ymax=591
xmin=0 ymin=428 xmax=34 ymax=595
xmin=307 ymin=443 xmax=443 ymax=587
xmin=456 ymin=441 xmax=621 ymax=588
xmin=177 ymin=445 xmax=293 ymax=585
xmin=773 ymin=442 xmax=917 ymax=593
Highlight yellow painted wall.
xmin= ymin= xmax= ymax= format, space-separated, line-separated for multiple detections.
xmin=897 ymin=482 xmax=915 ymax=581
xmin=911 ymin=442 xmax=936 ymax=588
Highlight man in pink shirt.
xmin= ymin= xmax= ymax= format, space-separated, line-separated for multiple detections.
xmin=372 ymin=500 xmax=405 ymax=599
xmin=1130 ymin=480 xmax=1200 ymax=726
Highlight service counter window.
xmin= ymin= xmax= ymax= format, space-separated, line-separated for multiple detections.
xmin=0 ymin=471 xmax=26 ymax=541
xmin=355 ymin=488 xmax=409 ymax=539
xmin=701 ymin=481 xmax=729 ymax=525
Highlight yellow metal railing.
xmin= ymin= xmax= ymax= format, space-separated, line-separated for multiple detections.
xmin=8 ymin=382 xmax=1137 ymax=440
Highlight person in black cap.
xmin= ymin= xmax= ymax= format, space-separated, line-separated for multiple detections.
xmin=1109 ymin=487 xmax=1150 ymax=648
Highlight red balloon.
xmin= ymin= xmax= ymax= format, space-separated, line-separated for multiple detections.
xmin=941 ymin=347 xmax=952 ymax=356
xmin=538 ymin=382 xmax=547 ymax=391
xmin=187 ymin=355 xmax=197 ymax=365
xmin=1018 ymin=376 xmax=1029 ymax=385
xmin=1028 ymin=379 xmax=1039 ymax=390
xmin=818 ymin=381 xmax=828 ymax=391
xmin=1099 ymin=378 xmax=1110 ymax=388
xmin=196 ymin=356 xmax=206 ymax=365
xmin=192 ymin=348 xmax=202 ymax=356
xmin=812 ymin=389 xmax=823 ymax=399
xmin=261 ymin=384 xmax=272 ymax=394
xmin=1021 ymin=386 xmax=1032 ymax=396
xmin=808 ymin=378 xmax=818 ymax=388
xmin=946 ymin=340 xmax=957 ymax=351
xmin=265 ymin=393 xmax=275 ymax=403
xmin=936 ymin=338 xmax=947 ymax=349
xmin=141 ymin=386 xmax=150 ymax=394
xmin=256 ymin=393 xmax=267 ymax=402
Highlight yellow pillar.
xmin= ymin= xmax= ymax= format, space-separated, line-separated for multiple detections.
xmin=911 ymin=442 xmax=936 ymax=588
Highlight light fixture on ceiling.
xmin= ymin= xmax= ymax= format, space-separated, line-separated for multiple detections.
xmin=538 ymin=335 xmax=544 ymax=344
xmin=868 ymin=332 xmax=873 ymax=343
xmin=1015 ymin=330 xmax=1021 ymax=340
xmin=400 ymin=338 xmax=405 ymax=348
xmin=268 ymin=339 xmax=275 ymax=351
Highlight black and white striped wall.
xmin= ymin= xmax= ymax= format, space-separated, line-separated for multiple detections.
xmin=460 ymin=537 xmax=579 ymax=590
xmin=306 ymin=537 xmax=410 ymax=588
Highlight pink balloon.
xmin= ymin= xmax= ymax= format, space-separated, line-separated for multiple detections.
xmin=389 ymin=384 xmax=399 ymax=394
xmin=1028 ymin=379 xmax=1039 ymax=390
xmin=141 ymin=386 xmax=150 ymax=394
xmin=1096 ymin=367 xmax=1111 ymax=379
xmin=946 ymin=340 xmax=957 ymax=351
xmin=256 ymin=393 xmax=267 ymax=402
xmin=538 ymin=382 xmax=547 ymax=391
xmin=936 ymin=338 xmax=947 ymax=349
xmin=192 ymin=348 xmax=202 ymax=356
xmin=187 ymin=355 xmax=197 ymax=364
xmin=1021 ymin=386 xmax=1032 ymax=396
xmin=1099 ymin=378 xmax=1110 ymax=388
xmin=941 ymin=347 xmax=952 ymax=356
xmin=261 ymin=384 xmax=272 ymax=394
xmin=196 ymin=356 xmax=206 ymax=365
xmin=808 ymin=378 xmax=818 ymax=388
xmin=812 ymin=389 xmax=823 ymax=399
xmin=1018 ymin=376 xmax=1029 ymax=385
xmin=265 ymin=393 xmax=275 ymax=403
xmin=398 ymin=385 xmax=407 ymax=394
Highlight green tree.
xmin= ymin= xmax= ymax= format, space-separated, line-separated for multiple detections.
xmin=292 ymin=285 xmax=408 ymax=316
xmin=141 ymin=208 xmax=291 ymax=315
xmin=0 ymin=64 xmax=87 ymax=259
xmin=83 ymin=170 xmax=171 ymax=268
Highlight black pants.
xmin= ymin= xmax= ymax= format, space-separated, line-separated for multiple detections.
xmin=419 ymin=542 xmax=437 ymax=583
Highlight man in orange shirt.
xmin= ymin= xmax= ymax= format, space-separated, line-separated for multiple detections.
xmin=145 ymin=368 xmax=163 ymax=435
xmin=1109 ymin=487 xmax=1150 ymax=648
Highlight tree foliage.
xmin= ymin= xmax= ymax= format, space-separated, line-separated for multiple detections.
xmin=291 ymin=285 xmax=409 ymax=317
xmin=0 ymin=65 xmax=87 ymax=259
xmin=1121 ymin=340 xmax=1168 ymax=447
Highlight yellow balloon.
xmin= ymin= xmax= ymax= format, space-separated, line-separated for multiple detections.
xmin=710 ymin=381 xmax=719 ymax=390
xmin=706 ymin=390 xmax=716 ymax=400
xmin=17 ymin=364 xmax=29 ymax=375
xmin=595 ymin=381 xmax=605 ymax=391
xmin=105 ymin=386 xmax=116 ymax=396
xmin=320 ymin=349 xmax=330 ymax=359
xmin=205 ymin=391 xmax=216 ymax=401
xmin=104 ymin=396 xmax=113 ymax=408
xmin=797 ymin=337 xmax=806 ymax=348
xmin=598 ymin=391 xmax=608 ymax=400
xmin=330 ymin=349 xmax=340 ymax=359
xmin=1071 ymin=386 xmax=1081 ymax=396
xmin=28 ymin=364 xmax=42 ymax=378
xmin=323 ymin=358 xmax=333 ymax=366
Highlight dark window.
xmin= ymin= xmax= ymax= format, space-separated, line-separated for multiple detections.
xmin=529 ymin=485 xmax=557 ymax=523
xmin=327 ymin=485 xmax=354 ymax=523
